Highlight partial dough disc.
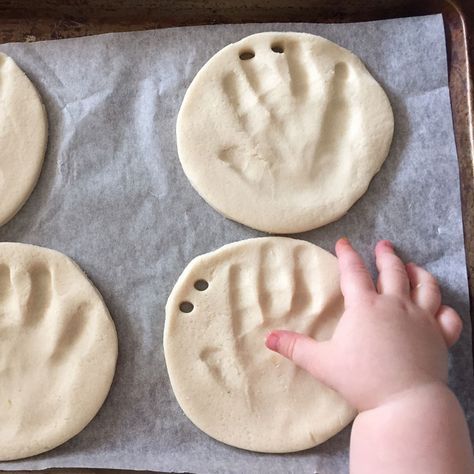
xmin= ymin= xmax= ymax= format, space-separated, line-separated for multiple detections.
xmin=0 ymin=53 xmax=48 ymax=226
xmin=164 ymin=237 xmax=355 ymax=453
xmin=177 ymin=32 xmax=394 ymax=233
xmin=0 ymin=243 xmax=117 ymax=461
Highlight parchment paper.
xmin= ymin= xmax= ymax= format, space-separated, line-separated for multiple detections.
xmin=0 ymin=14 xmax=472 ymax=474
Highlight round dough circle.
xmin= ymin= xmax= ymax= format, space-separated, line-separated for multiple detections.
xmin=0 ymin=53 xmax=48 ymax=227
xmin=164 ymin=237 xmax=355 ymax=453
xmin=177 ymin=32 xmax=394 ymax=233
xmin=0 ymin=243 xmax=117 ymax=461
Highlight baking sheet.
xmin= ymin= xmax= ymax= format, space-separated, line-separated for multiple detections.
xmin=0 ymin=14 xmax=472 ymax=474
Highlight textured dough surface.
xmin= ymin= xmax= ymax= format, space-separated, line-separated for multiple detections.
xmin=0 ymin=53 xmax=48 ymax=227
xmin=0 ymin=243 xmax=117 ymax=461
xmin=164 ymin=237 xmax=355 ymax=453
xmin=177 ymin=32 xmax=394 ymax=233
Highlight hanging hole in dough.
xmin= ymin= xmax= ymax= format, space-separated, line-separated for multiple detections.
xmin=179 ymin=301 xmax=194 ymax=313
xmin=239 ymin=50 xmax=255 ymax=60
xmin=194 ymin=279 xmax=209 ymax=291
xmin=271 ymin=44 xmax=284 ymax=54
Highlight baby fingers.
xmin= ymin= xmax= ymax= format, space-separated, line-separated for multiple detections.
xmin=336 ymin=238 xmax=375 ymax=306
xmin=265 ymin=330 xmax=333 ymax=388
xmin=406 ymin=262 xmax=442 ymax=315
xmin=435 ymin=305 xmax=463 ymax=347
xmin=375 ymin=240 xmax=410 ymax=297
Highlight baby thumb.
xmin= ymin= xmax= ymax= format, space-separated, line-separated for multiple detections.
xmin=265 ymin=330 xmax=333 ymax=387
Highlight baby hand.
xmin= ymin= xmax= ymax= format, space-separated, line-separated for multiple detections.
xmin=266 ymin=238 xmax=463 ymax=411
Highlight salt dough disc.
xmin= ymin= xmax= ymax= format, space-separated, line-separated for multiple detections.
xmin=0 ymin=243 xmax=117 ymax=461
xmin=0 ymin=53 xmax=48 ymax=227
xmin=177 ymin=32 xmax=394 ymax=233
xmin=164 ymin=237 xmax=355 ymax=453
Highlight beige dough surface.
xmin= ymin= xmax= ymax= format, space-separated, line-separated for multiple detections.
xmin=0 ymin=243 xmax=118 ymax=461
xmin=0 ymin=53 xmax=48 ymax=227
xmin=177 ymin=32 xmax=394 ymax=233
xmin=164 ymin=237 xmax=356 ymax=453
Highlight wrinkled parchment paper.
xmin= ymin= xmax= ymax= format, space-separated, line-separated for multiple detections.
xmin=0 ymin=14 xmax=472 ymax=474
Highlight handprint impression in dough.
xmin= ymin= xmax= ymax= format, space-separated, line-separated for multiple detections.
xmin=219 ymin=39 xmax=353 ymax=189
xmin=196 ymin=241 xmax=342 ymax=408
xmin=0 ymin=262 xmax=90 ymax=365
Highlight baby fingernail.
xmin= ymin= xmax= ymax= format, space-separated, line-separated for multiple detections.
xmin=383 ymin=240 xmax=393 ymax=249
xmin=265 ymin=332 xmax=280 ymax=351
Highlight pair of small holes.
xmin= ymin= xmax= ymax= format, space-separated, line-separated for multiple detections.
xmin=179 ymin=279 xmax=209 ymax=314
xmin=238 ymin=44 xmax=285 ymax=61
